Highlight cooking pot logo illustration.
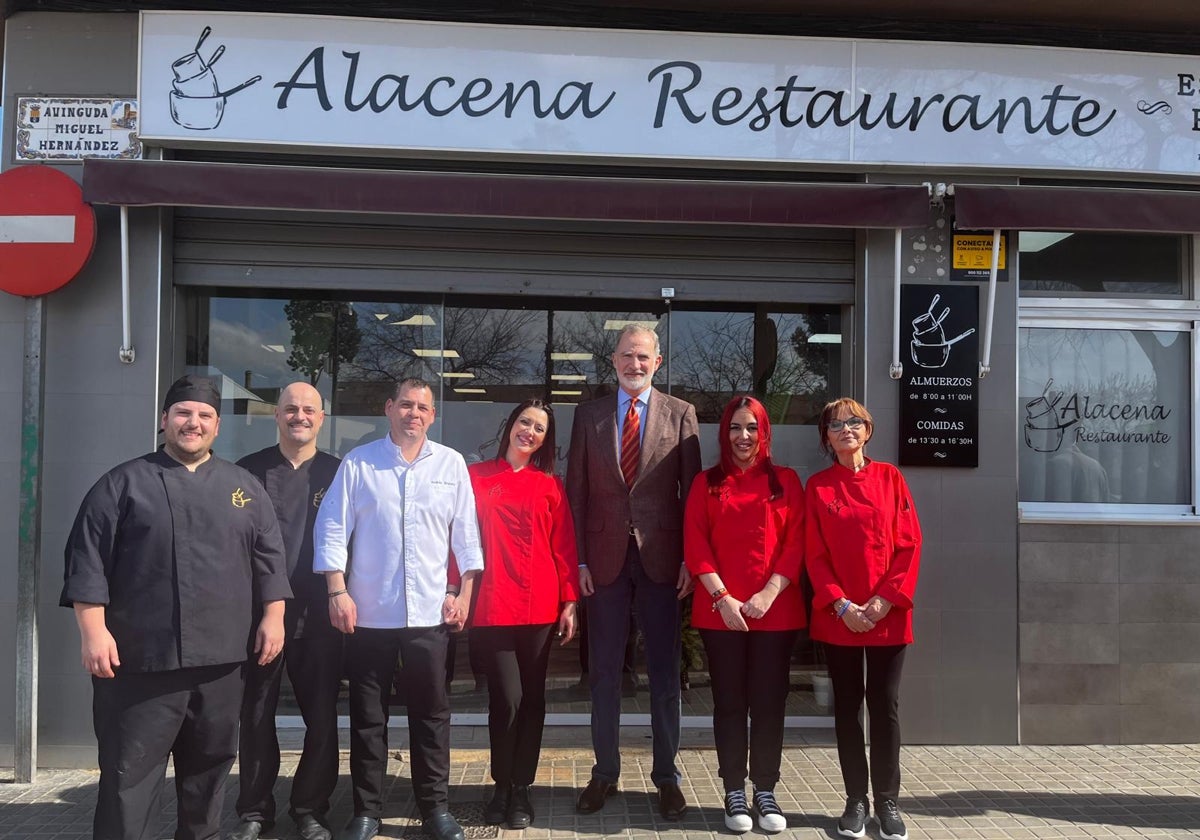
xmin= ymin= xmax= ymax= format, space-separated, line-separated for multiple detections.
xmin=1024 ymin=378 xmax=1078 ymax=453
xmin=909 ymin=293 xmax=976 ymax=369
xmin=168 ymin=26 xmax=262 ymax=131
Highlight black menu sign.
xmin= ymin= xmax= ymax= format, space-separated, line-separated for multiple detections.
xmin=899 ymin=284 xmax=979 ymax=468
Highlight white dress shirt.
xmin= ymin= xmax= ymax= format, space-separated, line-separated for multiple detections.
xmin=314 ymin=435 xmax=484 ymax=629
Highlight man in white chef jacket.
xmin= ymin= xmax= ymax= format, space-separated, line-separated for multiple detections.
xmin=315 ymin=378 xmax=483 ymax=840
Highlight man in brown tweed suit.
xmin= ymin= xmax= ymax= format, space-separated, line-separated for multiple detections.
xmin=566 ymin=323 xmax=701 ymax=821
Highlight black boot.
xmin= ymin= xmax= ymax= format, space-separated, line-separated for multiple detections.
xmin=483 ymin=783 xmax=510 ymax=825
xmin=507 ymin=785 xmax=534 ymax=829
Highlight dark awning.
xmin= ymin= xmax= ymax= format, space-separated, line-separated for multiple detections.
xmin=82 ymin=159 xmax=931 ymax=229
xmin=953 ymin=184 xmax=1200 ymax=234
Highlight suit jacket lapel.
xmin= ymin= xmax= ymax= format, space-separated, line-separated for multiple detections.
xmin=593 ymin=395 xmax=625 ymax=486
xmin=635 ymin=388 xmax=671 ymax=487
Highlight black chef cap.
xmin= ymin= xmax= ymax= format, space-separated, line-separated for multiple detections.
xmin=162 ymin=374 xmax=221 ymax=416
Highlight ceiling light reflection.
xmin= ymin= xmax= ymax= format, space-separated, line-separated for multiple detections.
xmin=391 ymin=314 xmax=436 ymax=326
xmin=603 ymin=319 xmax=660 ymax=331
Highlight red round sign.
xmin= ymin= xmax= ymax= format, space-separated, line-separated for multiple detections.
xmin=0 ymin=165 xmax=97 ymax=297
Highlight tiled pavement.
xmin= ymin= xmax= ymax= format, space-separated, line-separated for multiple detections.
xmin=2 ymin=728 xmax=1200 ymax=839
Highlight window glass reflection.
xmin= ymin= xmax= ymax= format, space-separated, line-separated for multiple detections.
xmin=1018 ymin=232 xmax=1185 ymax=296
xmin=550 ymin=309 xmax=668 ymax=400
xmin=438 ymin=305 xmax=549 ymax=467
xmin=671 ymin=306 xmax=843 ymax=480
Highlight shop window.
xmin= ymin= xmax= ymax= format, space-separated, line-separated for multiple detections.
xmin=1019 ymin=326 xmax=1191 ymax=510
xmin=1018 ymin=232 xmax=1187 ymax=297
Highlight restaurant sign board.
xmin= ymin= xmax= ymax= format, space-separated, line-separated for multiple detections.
xmin=137 ymin=11 xmax=1200 ymax=176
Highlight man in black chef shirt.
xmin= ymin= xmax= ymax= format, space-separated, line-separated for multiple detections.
xmin=61 ymin=374 xmax=290 ymax=840
xmin=231 ymin=382 xmax=343 ymax=840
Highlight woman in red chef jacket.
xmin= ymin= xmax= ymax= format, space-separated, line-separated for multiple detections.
xmin=805 ymin=397 xmax=921 ymax=840
xmin=683 ymin=395 xmax=805 ymax=835
xmin=467 ymin=399 xmax=580 ymax=830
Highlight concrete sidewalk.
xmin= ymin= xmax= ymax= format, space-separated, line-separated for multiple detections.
xmin=2 ymin=728 xmax=1198 ymax=839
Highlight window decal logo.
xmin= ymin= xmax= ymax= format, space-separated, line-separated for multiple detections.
xmin=1024 ymin=379 xmax=1075 ymax=453
xmin=1024 ymin=377 xmax=1172 ymax=453
xmin=169 ymin=26 xmax=261 ymax=131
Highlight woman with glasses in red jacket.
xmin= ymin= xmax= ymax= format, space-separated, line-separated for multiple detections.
xmin=806 ymin=397 xmax=921 ymax=840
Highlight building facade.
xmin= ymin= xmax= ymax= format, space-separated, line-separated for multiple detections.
xmin=3 ymin=2 xmax=1200 ymax=765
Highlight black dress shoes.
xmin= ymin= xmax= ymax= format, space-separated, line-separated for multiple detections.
xmin=507 ymin=784 xmax=534 ymax=829
xmin=483 ymin=783 xmax=510 ymax=825
xmin=658 ymin=781 xmax=688 ymax=820
xmin=338 ymin=815 xmax=380 ymax=840
xmin=230 ymin=820 xmax=265 ymax=840
xmin=422 ymin=810 xmax=465 ymax=840
xmin=576 ymin=778 xmax=617 ymax=813
xmin=295 ymin=814 xmax=333 ymax=840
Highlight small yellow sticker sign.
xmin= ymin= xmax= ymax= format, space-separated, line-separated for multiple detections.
xmin=952 ymin=234 xmax=1007 ymax=270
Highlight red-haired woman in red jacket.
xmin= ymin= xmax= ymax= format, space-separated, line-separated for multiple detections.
xmin=684 ymin=395 xmax=805 ymax=835
xmin=806 ymin=397 xmax=921 ymax=840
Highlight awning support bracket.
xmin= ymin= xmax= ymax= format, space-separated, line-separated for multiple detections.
xmin=890 ymin=228 xmax=904 ymax=380
xmin=118 ymin=206 xmax=135 ymax=364
xmin=979 ymin=227 xmax=1000 ymax=379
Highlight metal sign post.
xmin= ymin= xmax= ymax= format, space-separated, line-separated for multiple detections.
xmin=16 ymin=298 xmax=46 ymax=784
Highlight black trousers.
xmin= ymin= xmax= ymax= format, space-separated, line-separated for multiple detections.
xmin=700 ymin=629 xmax=798 ymax=792
xmin=471 ymin=623 xmax=555 ymax=786
xmin=346 ymin=625 xmax=451 ymax=820
xmin=236 ymin=628 xmax=344 ymax=824
xmin=824 ymin=643 xmax=907 ymax=803
xmin=92 ymin=662 xmax=243 ymax=840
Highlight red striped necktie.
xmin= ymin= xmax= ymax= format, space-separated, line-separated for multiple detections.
xmin=620 ymin=398 xmax=641 ymax=488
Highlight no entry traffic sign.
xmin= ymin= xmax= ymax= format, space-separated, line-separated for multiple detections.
xmin=0 ymin=166 xmax=97 ymax=297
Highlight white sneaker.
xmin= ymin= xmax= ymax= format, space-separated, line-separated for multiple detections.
xmin=723 ymin=789 xmax=752 ymax=833
xmin=753 ymin=789 xmax=787 ymax=833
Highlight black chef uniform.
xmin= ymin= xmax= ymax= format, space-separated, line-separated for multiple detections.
xmin=61 ymin=449 xmax=290 ymax=840
xmin=235 ymin=445 xmax=344 ymax=829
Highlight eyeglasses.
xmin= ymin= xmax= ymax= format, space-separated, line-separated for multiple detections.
xmin=827 ymin=417 xmax=866 ymax=432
